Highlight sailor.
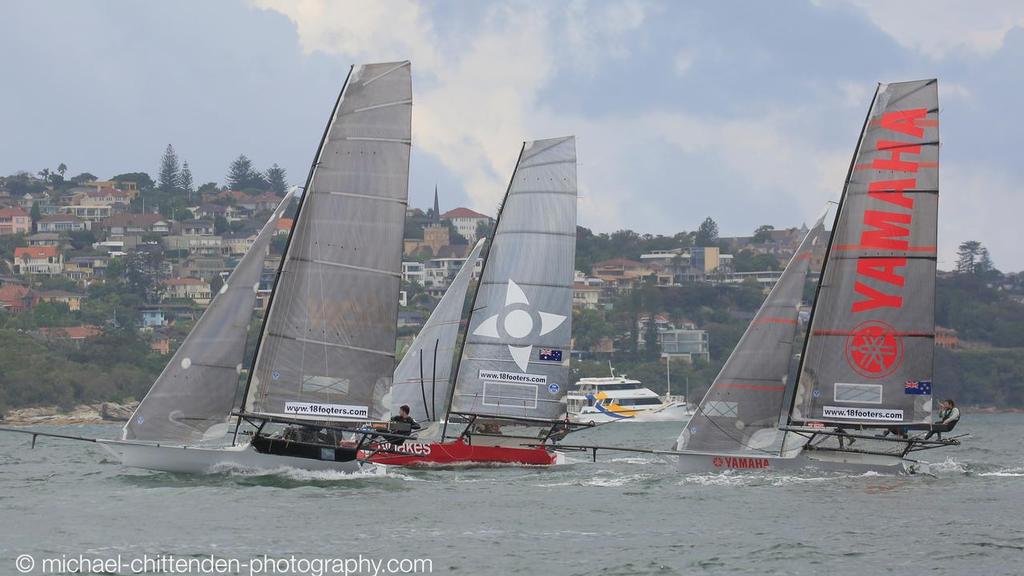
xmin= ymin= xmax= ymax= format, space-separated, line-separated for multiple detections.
xmin=925 ymin=399 xmax=960 ymax=440
xmin=389 ymin=405 xmax=421 ymax=444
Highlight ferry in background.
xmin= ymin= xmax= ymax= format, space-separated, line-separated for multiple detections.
xmin=566 ymin=376 xmax=692 ymax=424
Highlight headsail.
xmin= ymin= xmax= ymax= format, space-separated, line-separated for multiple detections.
xmin=449 ymin=136 xmax=577 ymax=421
xmin=790 ymin=79 xmax=939 ymax=427
xmin=392 ymin=239 xmax=485 ymax=423
xmin=676 ymin=216 xmax=827 ymax=454
xmin=124 ymin=192 xmax=294 ymax=443
xmin=243 ymin=61 xmax=412 ymax=423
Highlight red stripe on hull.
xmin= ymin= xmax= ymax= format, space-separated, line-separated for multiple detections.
xmin=361 ymin=438 xmax=558 ymax=467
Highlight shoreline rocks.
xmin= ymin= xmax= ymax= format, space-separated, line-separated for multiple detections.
xmin=1 ymin=401 xmax=139 ymax=425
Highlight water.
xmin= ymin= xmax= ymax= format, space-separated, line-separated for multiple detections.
xmin=1 ymin=415 xmax=1021 ymax=575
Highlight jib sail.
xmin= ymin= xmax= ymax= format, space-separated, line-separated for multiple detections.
xmin=125 ymin=192 xmax=294 ymax=444
xmin=391 ymin=239 xmax=485 ymax=423
xmin=676 ymin=217 xmax=826 ymax=454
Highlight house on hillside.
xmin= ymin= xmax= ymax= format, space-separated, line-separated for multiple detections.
xmin=162 ymin=277 xmax=212 ymax=304
xmin=441 ymin=207 xmax=492 ymax=242
xmin=37 ymin=213 xmax=88 ymax=233
xmin=28 ymin=232 xmax=61 ymax=247
xmin=0 ymin=207 xmax=31 ymax=235
xmin=13 ymin=246 xmax=63 ymax=275
xmin=0 ymin=283 xmax=37 ymax=312
xmin=37 ymin=290 xmax=82 ymax=311
xmin=101 ymin=213 xmax=171 ymax=237
xmin=38 ymin=324 xmax=103 ymax=344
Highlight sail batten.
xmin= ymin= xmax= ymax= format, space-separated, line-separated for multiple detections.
xmin=449 ymin=136 xmax=577 ymax=422
xmin=243 ymin=61 xmax=412 ymax=423
xmin=789 ymin=79 xmax=939 ymax=427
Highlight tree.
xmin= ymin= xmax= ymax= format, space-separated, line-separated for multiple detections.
xmin=180 ymin=161 xmax=194 ymax=202
xmin=753 ymin=224 xmax=774 ymax=243
xmin=695 ymin=217 xmax=719 ymax=247
xmin=226 ymin=154 xmax=267 ymax=191
xmin=956 ymin=241 xmax=983 ymax=275
xmin=57 ymin=163 xmax=67 ymax=178
xmin=158 ymin=144 xmax=180 ymax=192
xmin=111 ymin=172 xmax=155 ymax=191
xmin=30 ymin=202 xmax=41 ymax=232
xmin=70 ymin=172 xmax=97 ymax=185
xmin=266 ymin=164 xmax=288 ymax=196
xmin=573 ymin=309 xmax=611 ymax=352
xmin=214 ymin=215 xmax=229 ymax=235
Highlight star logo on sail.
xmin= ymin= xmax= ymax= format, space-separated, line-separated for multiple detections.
xmin=472 ymin=279 xmax=566 ymax=372
xmin=845 ymin=320 xmax=903 ymax=379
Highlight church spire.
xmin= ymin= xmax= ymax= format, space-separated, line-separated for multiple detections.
xmin=432 ymin=184 xmax=440 ymax=223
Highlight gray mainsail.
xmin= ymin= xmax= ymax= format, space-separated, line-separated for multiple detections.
xmin=676 ymin=216 xmax=826 ymax=454
xmin=124 ymin=192 xmax=294 ymax=443
xmin=449 ymin=136 xmax=577 ymax=421
xmin=243 ymin=61 xmax=412 ymax=423
xmin=790 ymin=79 xmax=939 ymax=427
xmin=392 ymin=239 xmax=485 ymax=423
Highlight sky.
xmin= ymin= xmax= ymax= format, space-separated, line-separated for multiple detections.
xmin=1 ymin=0 xmax=1022 ymax=270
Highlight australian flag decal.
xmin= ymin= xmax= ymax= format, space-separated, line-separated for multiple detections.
xmin=538 ymin=348 xmax=563 ymax=362
xmin=905 ymin=380 xmax=932 ymax=395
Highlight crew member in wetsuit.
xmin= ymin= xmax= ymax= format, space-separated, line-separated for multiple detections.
xmin=389 ymin=404 xmax=421 ymax=444
xmin=925 ymin=399 xmax=960 ymax=440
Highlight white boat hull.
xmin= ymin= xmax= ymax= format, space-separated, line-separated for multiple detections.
xmin=675 ymin=448 xmax=926 ymax=475
xmin=569 ymin=402 xmax=693 ymax=424
xmin=97 ymin=439 xmax=369 ymax=475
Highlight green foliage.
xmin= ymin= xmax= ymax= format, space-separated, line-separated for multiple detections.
xmin=266 ymin=164 xmax=288 ymax=196
xmin=226 ymin=154 xmax=268 ymax=192
xmin=158 ymin=144 xmax=180 ymax=193
xmin=111 ymin=172 xmax=155 ymax=191
xmin=695 ymin=217 xmax=719 ymax=247
xmin=732 ymin=250 xmax=782 ymax=272
xmin=752 ymin=224 xmax=774 ymax=243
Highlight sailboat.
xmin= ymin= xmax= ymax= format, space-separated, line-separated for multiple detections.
xmin=92 ymin=61 xmax=414 ymax=474
xmin=364 ymin=135 xmax=586 ymax=466
xmin=676 ymin=78 xmax=961 ymax=474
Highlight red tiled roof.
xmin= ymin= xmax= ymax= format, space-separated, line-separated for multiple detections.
xmin=0 ymin=207 xmax=29 ymax=218
xmin=0 ymin=284 xmax=33 ymax=307
xmin=441 ymin=207 xmax=490 ymax=219
xmin=15 ymin=246 xmax=59 ymax=259
xmin=275 ymin=217 xmax=293 ymax=231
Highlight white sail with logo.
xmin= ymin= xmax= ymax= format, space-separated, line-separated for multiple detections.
xmin=124 ymin=192 xmax=294 ymax=444
xmin=448 ymin=136 xmax=577 ymax=421
xmin=242 ymin=61 xmax=412 ymax=423
xmin=790 ymin=79 xmax=939 ymax=427
xmin=392 ymin=239 xmax=485 ymax=423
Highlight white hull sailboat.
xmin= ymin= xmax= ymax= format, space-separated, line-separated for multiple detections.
xmin=2 ymin=62 xmax=416 ymax=476
xmin=675 ymin=79 xmax=958 ymax=475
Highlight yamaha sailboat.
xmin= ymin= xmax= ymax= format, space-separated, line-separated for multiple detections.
xmin=365 ymin=136 xmax=587 ymax=466
xmin=93 ymin=61 xmax=415 ymax=473
xmin=676 ymin=78 xmax=961 ymax=474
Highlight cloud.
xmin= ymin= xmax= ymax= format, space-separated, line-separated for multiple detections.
xmin=673 ymin=49 xmax=695 ymax=76
xmin=821 ymin=0 xmax=1024 ymax=58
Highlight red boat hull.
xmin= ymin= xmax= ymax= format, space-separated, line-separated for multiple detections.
xmin=361 ymin=438 xmax=559 ymax=467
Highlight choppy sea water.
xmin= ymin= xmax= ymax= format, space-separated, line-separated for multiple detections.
xmin=0 ymin=415 xmax=1021 ymax=576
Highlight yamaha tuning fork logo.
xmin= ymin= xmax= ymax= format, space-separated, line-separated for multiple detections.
xmin=472 ymin=279 xmax=566 ymax=372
